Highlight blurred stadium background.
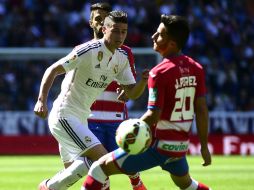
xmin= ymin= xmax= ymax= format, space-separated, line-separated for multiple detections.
xmin=0 ymin=0 xmax=254 ymax=157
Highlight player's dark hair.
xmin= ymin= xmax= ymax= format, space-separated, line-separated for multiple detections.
xmin=106 ymin=10 xmax=128 ymax=24
xmin=161 ymin=14 xmax=190 ymax=49
xmin=90 ymin=2 xmax=112 ymax=12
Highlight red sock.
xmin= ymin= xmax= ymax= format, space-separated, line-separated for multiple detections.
xmin=84 ymin=175 xmax=103 ymax=190
xmin=129 ymin=174 xmax=141 ymax=186
xmin=197 ymin=182 xmax=210 ymax=190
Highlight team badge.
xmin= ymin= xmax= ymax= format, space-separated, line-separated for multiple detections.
xmin=97 ymin=51 xmax=103 ymax=62
xmin=65 ymin=53 xmax=77 ymax=64
xmin=113 ymin=65 xmax=119 ymax=74
xmin=95 ymin=51 xmax=103 ymax=68
xmin=70 ymin=54 xmax=77 ymax=61
xmin=84 ymin=136 xmax=92 ymax=143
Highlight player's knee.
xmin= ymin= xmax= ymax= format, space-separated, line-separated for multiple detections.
xmin=75 ymin=158 xmax=88 ymax=177
xmin=83 ymin=144 xmax=108 ymax=161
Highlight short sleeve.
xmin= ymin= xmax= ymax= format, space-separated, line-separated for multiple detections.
xmin=147 ymin=71 xmax=165 ymax=110
xmin=61 ymin=50 xmax=80 ymax=72
xmin=116 ymin=58 xmax=136 ymax=85
xmin=196 ymin=67 xmax=207 ymax=97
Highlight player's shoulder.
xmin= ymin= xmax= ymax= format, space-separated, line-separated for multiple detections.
xmin=74 ymin=40 xmax=102 ymax=56
xmin=149 ymin=61 xmax=169 ymax=79
xmin=116 ymin=45 xmax=130 ymax=58
xmin=120 ymin=44 xmax=131 ymax=52
xmin=182 ymin=55 xmax=204 ymax=70
xmin=151 ymin=58 xmax=174 ymax=74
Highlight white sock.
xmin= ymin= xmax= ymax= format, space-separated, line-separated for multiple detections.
xmin=181 ymin=178 xmax=198 ymax=190
xmin=88 ymin=161 xmax=108 ymax=184
xmin=47 ymin=157 xmax=92 ymax=190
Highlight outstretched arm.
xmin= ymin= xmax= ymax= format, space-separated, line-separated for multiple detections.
xmin=34 ymin=62 xmax=65 ymax=119
xmin=120 ymin=69 xmax=149 ymax=100
xmin=194 ymin=96 xmax=211 ymax=166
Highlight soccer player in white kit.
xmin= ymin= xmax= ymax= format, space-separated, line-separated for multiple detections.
xmin=88 ymin=3 xmax=147 ymax=190
xmin=34 ymin=11 xmax=148 ymax=190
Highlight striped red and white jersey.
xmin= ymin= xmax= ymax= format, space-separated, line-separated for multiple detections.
xmin=147 ymin=55 xmax=206 ymax=157
xmin=89 ymin=45 xmax=136 ymax=122
xmin=51 ymin=40 xmax=136 ymax=122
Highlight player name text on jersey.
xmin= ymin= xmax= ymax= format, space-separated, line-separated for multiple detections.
xmin=175 ymin=76 xmax=197 ymax=89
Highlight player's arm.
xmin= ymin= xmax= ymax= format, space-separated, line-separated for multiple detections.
xmin=34 ymin=62 xmax=65 ymax=119
xmin=140 ymin=108 xmax=161 ymax=128
xmin=194 ymin=96 xmax=211 ymax=166
xmin=120 ymin=69 xmax=149 ymax=100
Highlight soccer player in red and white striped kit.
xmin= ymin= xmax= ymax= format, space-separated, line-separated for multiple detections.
xmin=83 ymin=14 xmax=212 ymax=190
xmin=88 ymin=3 xmax=147 ymax=190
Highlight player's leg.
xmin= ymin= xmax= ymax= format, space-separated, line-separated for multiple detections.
xmin=83 ymin=147 xmax=161 ymax=190
xmin=88 ymin=121 xmax=107 ymax=148
xmin=106 ymin=122 xmax=147 ymax=190
xmin=170 ymin=174 xmax=211 ymax=190
xmin=45 ymin=156 xmax=92 ymax=190
xmin=161 ymin=156 xmax=211 ymax=190
xmin=39 ymin=115 xmax=108 ymax=190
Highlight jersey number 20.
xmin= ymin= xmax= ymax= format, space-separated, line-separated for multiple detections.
xmin=170 ymin=87 xmax=195 ymax=121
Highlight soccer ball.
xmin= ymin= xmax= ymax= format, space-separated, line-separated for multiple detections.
xmin=115 ymin=118 xmax=152 ymax=155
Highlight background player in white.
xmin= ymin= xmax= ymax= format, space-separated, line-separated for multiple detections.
xmin=88 ymin=3 xmax=146 ymax=190
xmin=82 ymin=14 xmax=212 ymax=190
xmin=34 ymin=11 xmax=148 ymax=190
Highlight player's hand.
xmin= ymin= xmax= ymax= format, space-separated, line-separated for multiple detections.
xmin=200 ymin=146 xmax=212 ymax=166
xmin=34 ymin=100 xmax=48 ymax=119
xmin=140 ymin=69 xmax=150 ymax=82
xmin=117 ymin=88 xmax=129 ymax=102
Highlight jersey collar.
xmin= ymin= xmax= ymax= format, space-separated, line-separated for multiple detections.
xmin=100 ymin=39 xmax=115 ymax=56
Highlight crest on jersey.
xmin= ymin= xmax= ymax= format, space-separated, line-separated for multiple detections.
xmin=113 ymin=65 xmax=119 ymax=74
xmin=97 ymin=51 xmax=103 ymax=62
xmin=84 ymin=136 xmax=92 ymax=143
xmin=65 ymin=53 xmax=77 ymax=64
xmin=95 ymin=51 xmax=103 ymax=68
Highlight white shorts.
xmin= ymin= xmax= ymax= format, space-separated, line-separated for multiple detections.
xmin=48 ymin=112 xmax=101 ymax=163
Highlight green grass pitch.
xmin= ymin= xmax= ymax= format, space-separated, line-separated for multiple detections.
xmin=0 ymin=155 xmax=253 ymax=190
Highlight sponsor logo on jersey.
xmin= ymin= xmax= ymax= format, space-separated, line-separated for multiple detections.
xmin=100 ymin=75 xmax=107 ymax=81
xmin=158 ymin=140 xmax=189 ymax=152
xmin=179 ymin=66 xmax=190 ymax=74
xmin=161 ymin=143 xmax=188 ymax=151
xmin=148 ymin=88 xmax=157 ymax=104
xmin=85 ymin=78 xmax=108 ymax=88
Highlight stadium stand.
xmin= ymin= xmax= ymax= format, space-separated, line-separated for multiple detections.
xmin=0 ymin=0 xmax=253 ymax=112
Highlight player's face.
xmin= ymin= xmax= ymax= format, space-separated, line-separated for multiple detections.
xmin=103 ymin=22 xmax=128 ymax=52
xmin=90 ymin=9 xmax=109 ymax=39
xmin=152 ymin=23 xmax=173 ymax=57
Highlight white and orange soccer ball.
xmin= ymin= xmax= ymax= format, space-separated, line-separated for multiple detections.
xmin=115 ymin=118 xmax=152 ymax=155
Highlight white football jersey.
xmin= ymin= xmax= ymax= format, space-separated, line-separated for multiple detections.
xmin=51 ymin=39 xmax=136 ymax=122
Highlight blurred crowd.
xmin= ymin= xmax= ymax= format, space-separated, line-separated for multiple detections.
xmin=0 ymin=0 xmax=254 ymax=111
